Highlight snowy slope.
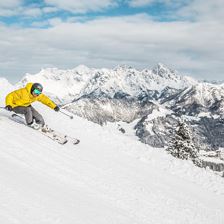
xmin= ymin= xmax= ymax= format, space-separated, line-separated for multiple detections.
xmin=0 ymin=100 xmax=224 ymax=223
xmin=165 ymin=82 xmax=224 ymax=108
xmin=0 ymin=77 xmax=14 ymax=102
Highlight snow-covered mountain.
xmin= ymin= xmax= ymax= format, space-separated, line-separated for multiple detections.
xmin=78 ymin=63 xmax=197 ymax=99
xmin=17 ymin=65 xmax=94 ymax=103
xmin=62 ymin=63 xmax=198 ymax=124
xmin=162 ymin=82 xmax=224 ymax=116
xmin=16 ymin=63 xmax=197 ymax=123
xmin=135 ymin=82 xmax=224 ymax=149
xmin=17 ymin=63 xmax=196 ymax=101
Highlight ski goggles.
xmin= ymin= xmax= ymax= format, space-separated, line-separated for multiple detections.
xmin=33 ymin=89 xmax=42 ymax=95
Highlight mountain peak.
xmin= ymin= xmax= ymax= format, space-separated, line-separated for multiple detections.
xmin=157 ymin=62 xmax=169 ymax=68
xmin=151 ymin=63 xmax=184 ymax=81
xmin=152 ymin=63 xmax=174 ymax=74
xmin=74 ymin=65 xmax=91 ymax=73
xmin=114 ymin=64 xmax=134 ymax=71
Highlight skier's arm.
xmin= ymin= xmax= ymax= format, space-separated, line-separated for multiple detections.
xmin=37 ymin=94 xmax=57 ymax=109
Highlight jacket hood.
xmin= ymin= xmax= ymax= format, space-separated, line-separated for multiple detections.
xmin=25 ymin=83 xmax=33 ymax=94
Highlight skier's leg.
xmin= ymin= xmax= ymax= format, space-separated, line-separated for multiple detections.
xmin=12 ymin=106 xmax=33 ymax=124
xmin=30 ymin=106 xmax=45 ymax=126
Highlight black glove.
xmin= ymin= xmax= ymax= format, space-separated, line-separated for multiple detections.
xmin=54 ymin=106 xmax=60 ymax=112
xmin=5 ymin=105 xmax=12 ymax=111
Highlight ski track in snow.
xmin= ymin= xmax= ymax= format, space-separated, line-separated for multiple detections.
xmin=0 ymin=102 xmax=224 ymax=224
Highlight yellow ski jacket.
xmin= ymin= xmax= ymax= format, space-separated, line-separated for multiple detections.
xmin=5 ymin=83 xmax=57 ymax=109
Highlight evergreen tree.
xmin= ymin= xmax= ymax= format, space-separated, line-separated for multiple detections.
xmin=167 ymin=120 xmax=198 ymax=160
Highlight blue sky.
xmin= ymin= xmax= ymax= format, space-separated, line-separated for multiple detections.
xmin=0 ymin=0 xmax=224 ymax=83
xmin=1 ymin=0 xmax=190 ymax=26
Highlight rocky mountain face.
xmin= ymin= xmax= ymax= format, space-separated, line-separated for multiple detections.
xmin=17 ymin=63 xmax=224 ymax=151
xmin=134 ymin=82 xmax=224 ymax=150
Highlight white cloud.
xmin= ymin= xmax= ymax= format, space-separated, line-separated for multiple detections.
xmin=0 ymin=3 xmax=58 ymax=18
xmin=23 ymin=8 xmax=43 ymax=17
xmin=0 ymin=0 xmax=22 ymax=8
xmin=48 ymin=18 xmax=63 ymax=26
xmin=31 ymin=20 xmax=50 ymax=28
xmin=129 ymin=0 xmax=156 ymax=7
xmin=129 ymin=0 xmax=224 ymax=22
xmin=0 ymin=6 xmax=43 ymax=18
xmin=0 ymin=0 xmax=23 ymax=16
xmin=42 ymin=7 xmax=59 ymax=13
xmin=0 ymin=1 xmax=118 ymax=18
xmin=0 ymin=8 xmax=16 ymax=16
xmin=31 ymin=17 xmax=65 ymax=28
xmin=0 ymin=13 xmax=224 ymax=82
xmin=129 ymin=0 xmax=180 ymax=7
xmin=44 ymin=0 xmax=118 ymax=13
xmin=177 ymin=0 xmax=224 ymax=21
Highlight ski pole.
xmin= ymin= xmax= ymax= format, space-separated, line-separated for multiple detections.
xmin=59 ymin=110 xmax=74 ymax=119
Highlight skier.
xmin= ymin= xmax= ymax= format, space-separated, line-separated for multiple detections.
xmin=5 ymin=83 xmax=60 ymax=129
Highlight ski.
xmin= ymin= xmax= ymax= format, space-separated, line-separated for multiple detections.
xmin=11 ymin=113 xmax=80 ymax=145
xmin=39 ymin=126 xmax=68 ymax=145
xmin=11 ymin=113 xmax=25 ymax=124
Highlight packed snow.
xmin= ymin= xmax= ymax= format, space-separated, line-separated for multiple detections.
xmin=0 ymin=77 xmax=14 ymax=97
xmin=0 ymin=79 xmax=224 ymax=224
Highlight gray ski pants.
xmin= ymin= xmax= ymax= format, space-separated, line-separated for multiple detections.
xmin=12 ymin=105 xmax=45 ymax=126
